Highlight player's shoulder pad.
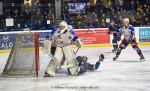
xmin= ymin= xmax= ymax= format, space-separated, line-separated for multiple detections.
xmin=128 ymin=25 xmax=134 ymax=31
xmin=51 ymin=27 xmax=58 ymax=34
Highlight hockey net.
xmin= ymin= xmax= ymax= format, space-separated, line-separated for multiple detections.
xmin=2 ymin=32 xmax=39 ymax=77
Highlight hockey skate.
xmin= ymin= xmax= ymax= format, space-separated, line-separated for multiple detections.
xmin=95 ymin=61 xmax=100 ymax=70
xmin=113 ymin=56 xmax=118 ymax=61
xmin=44 ymin=72 xmax=54 ymax=77
xmin=112 ymin=48 xmax=118 ymax=52
xmin=140 ymin=57 xmax=146 ymax=61
xmin=99 ymin=54 xmax=105 ymax=62
xmin=95 ymin=54 xmax=105 ymax=70
xmin=44 ymin=59 xmax=58 ymax=77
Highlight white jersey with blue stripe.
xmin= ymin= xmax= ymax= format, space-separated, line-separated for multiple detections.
xmin=51 ymin=29 xmax=78 ymax=47
xmin=122 ymin=25 xmax=135 ymax=40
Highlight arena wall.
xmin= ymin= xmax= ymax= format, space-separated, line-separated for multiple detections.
xmin=0 ymin=27 xmax=150 ymax=53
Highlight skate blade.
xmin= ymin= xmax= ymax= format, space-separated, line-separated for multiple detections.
xmin=44 ymin=72 xmax=55 ymax=77
xmin=140 ymin=59 xmax=146 ymax=61
xmin=113 ymin=58 xmax=117 ymax=61
xmin=112 ymin=50 xmax=117 ymax=53
xmin=44 ymin=74 xmax=54 ymax=77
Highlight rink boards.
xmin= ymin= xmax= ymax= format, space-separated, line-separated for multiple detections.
xmin=0 ymin=27 xmax=150 ymax=54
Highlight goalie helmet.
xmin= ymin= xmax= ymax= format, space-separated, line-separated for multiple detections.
xmin=59 ymin=21 xmax=68 ymax=31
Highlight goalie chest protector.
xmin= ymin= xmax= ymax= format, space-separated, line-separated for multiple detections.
xmin=52 ymin=30 xmax=74 ymax=47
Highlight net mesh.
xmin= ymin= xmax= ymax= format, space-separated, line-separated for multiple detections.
xmin=2 ymin=32 xmax=39 ymax=76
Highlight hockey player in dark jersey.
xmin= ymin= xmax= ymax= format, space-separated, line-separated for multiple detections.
xmin=108 ymin=20 xmax=122 ymax=52
xmin=113 ymin=18 xmax=145 ymax=61
xmin=67 ymin=54 xmax=105 ymax=75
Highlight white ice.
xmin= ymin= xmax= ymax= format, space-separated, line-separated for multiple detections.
xmin=0 ymin=46 xmax=150 ymax=91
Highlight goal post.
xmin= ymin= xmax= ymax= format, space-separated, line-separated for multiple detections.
xmin=2 ymin=32 xmax=39 ymax=77
xmin=34 ymin=32 xmax=39 ymax=77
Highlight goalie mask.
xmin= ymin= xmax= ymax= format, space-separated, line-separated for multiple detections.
xmin=59 ymin=21 xmax=68 ymax=32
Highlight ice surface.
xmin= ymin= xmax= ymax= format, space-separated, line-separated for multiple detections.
xmin=0 ymin=46 xmax=150 ymax=91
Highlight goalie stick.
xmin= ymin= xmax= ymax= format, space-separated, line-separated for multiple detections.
xmin=75 ymin=47 xmax=80 ymax=54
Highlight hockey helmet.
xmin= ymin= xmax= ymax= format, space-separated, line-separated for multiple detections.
xmin=59 ymin=21 xmax=68 ymax=30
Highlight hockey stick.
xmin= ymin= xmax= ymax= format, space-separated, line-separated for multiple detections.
xmin=73 ymin=47 xmax=80 ymax=55
xmin=75 ymin=47 xmax=80 ymax=55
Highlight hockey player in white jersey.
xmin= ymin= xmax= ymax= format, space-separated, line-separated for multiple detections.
xmin=45 ymin=21 xmax=83 ymax=77
xmin=113 ymin=18 xmax=145 ymax=61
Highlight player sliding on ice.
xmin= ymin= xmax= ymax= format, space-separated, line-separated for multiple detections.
xmin=113 ymin=18 xmax=145 ymax=61
xmin=44 ymin=21 xmax=104 ymax=77
xmin=73 ymin=54 xmax=104 ymax=75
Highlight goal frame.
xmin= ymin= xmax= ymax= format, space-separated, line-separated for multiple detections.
xmin=34 ymin=32 xmax=39 ymax=77
xmin=1 ymin=32 xmax=40 ymax=77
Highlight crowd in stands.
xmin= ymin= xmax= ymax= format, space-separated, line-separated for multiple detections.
xmin=0 ymin=0 xmax=149 ymax=32
xmin=0 ymin=0 xmax=55 ymax=31
xmin=66 ymin=0 xmax=150 ymax=28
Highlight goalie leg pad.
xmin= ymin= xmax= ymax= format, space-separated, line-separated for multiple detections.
xmin=68 ymin=65 xmax=80 ymax=76
xmin=45 ymin=47 xmax=63 ymax=76
xmin=42 ymin=39 xmax=51 ymax=53
xmin=63 ymin=46 xmax=79 ymax=75
xmin=45 ymin=59 xmax=57 ymax=77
